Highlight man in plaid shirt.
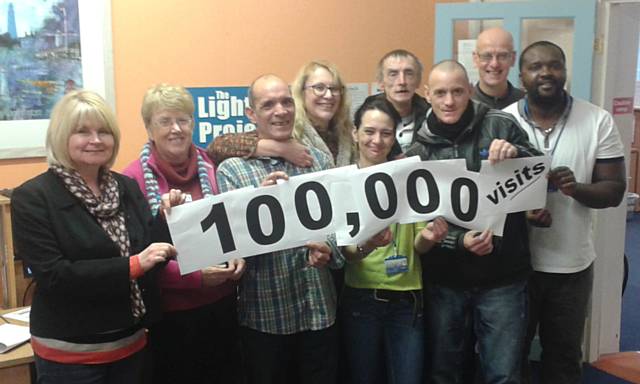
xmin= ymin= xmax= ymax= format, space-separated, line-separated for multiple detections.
xmin=216 ymin=74 xmax=344 ymax=384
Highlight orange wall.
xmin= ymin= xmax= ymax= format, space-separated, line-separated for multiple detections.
xmin=0 ymin=0 xmax=444 ymax=189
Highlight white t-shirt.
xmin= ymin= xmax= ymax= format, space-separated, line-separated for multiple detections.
xmin=503 ymin=97 xmax=624 ymax=273
xmin=396 ymin=115 xmax=415 ymax=153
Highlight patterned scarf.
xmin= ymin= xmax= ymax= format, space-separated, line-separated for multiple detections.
xmin=51 ymin=164 xmax=146 ymax=320
xmin=139 ymin=141 xmax=213 ymax=216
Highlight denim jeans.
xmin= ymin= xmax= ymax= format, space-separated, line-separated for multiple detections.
xmin=426 ymin=280 xmax=527 ymax=384
xmin=524 ymin=264 xmax=593 ymax=384
xmin=34 ymin=350 xmax=145 ymax=384
xmin=342 ymin=286 xmax=424 ymax=384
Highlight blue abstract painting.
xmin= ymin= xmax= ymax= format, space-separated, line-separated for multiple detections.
xmin=0 ymin=0 xmax=82 ymax=121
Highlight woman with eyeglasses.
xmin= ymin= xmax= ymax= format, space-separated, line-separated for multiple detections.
xmin=342 ymin=97 xmax=448 ymax=384
xmin=207 ymin=60 xmax=356 ymax=167
xmin=11 ymin=90 xmax=178 ymax=384
xmin=123 ymin=84 xmax=245 ymax=384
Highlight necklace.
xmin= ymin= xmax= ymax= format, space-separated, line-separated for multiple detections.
xmin=533 ymin=118 xmax=567 ymax=154
xmin=522 ymin=96 xmax=573 ymax=156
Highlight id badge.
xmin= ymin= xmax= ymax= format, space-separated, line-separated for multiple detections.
xmin=384 ymin=255 xmax=409 ymax=276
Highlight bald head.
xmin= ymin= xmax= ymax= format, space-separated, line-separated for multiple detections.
xmin=476 ymin=27 xmax=514 ymax=52
xmin=473 ymin=27 xmax=516 ymax=96
xmin=246 ymin=74 xmax=295 ymax=141
xmin=428 ymin=60 xmax=469 ymax=85
xmin=425 ymin=60 xmax=472 ymax=125
xmin=248 ymin=74 xmax=287 ymax=108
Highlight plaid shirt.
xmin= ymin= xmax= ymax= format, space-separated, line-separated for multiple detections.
xmin=216 ymin=147 xmax=344 ymax=335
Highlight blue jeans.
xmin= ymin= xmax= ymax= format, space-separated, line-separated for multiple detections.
xmin=342 ymin=286 xmax=424 ymax=384
xmin=426 ymin=280 xmax=527 ymax=384
xmin=34 ymin=350 xmax=144 ymax=384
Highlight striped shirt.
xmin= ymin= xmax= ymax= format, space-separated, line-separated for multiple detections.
xmin=216 ymin=147 xmax=344 ymax=335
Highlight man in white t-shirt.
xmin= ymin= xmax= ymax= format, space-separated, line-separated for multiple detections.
xmin=503 ymin=41 xmax=626 ymax=384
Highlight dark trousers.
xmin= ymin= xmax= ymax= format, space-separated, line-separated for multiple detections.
xmin=524 ymin=264 xmax=594 ymax=384
xmin=241 ymin=324 xmax=338 ymax=384
xmin=35 ymin=350 xmax=144 ymax=384
xmin=148 ymin=294 xmax=240 ymax=384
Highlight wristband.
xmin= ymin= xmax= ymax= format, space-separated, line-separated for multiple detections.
xmin=129 ymin=255 xmax=143 ymax=279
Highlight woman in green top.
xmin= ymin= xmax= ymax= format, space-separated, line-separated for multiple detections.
xmin=342 ymin=97 xmax=448 ymax=384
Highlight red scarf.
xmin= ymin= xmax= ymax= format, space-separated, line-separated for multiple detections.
xmin=152 ymin=144 xmax=203 ymax=201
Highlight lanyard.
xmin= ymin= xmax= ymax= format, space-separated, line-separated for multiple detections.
xmin=521 ymin=94 xmax=573 ymax=156
xmin=391 ymin=223 xmax=399 ymax=256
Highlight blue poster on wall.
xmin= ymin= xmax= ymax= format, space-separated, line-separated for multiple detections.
xmin=188 ymin=86 xmax=256 ymax=149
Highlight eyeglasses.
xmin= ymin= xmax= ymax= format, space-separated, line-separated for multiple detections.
xmin=476 ymin=52 xmax=513 ymax=63
xmin=304 ymin=83 xmax=343 ymax=96
xmin=154 ymin=117 xmax=192 ymax=129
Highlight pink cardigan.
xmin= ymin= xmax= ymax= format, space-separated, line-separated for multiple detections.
xmin=122 ymin=145 xmax=234 ymax=312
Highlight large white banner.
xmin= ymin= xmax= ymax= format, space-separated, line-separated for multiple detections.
xmin=167 ymin=156 xmax=551 ymax=274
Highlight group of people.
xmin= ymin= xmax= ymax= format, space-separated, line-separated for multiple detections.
xmin=10 ymin=26 xmax=626 ymax=384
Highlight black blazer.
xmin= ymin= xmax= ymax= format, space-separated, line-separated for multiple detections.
xmin=11 ymin=169 xmax=162 ymax=340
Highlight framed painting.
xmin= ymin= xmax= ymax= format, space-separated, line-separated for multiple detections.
xmin=0 ymin=0 xmax=114 ymax=159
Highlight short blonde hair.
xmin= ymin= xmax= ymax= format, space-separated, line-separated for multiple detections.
xmin=141 ymin=84 xmax=195 ymax=127
xmin=46 ymin=90 xmax=120 ymax=169
xmin=291 ymin=60 xmax=354 ymax=142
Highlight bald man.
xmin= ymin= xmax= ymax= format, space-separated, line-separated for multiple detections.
xmin=406 ymin=60 xmax=539 ymax=384
xmin=472 ymin=27 xmax=525 ymax=109
xmin=217 ymin=74 xmax=344 ymax=384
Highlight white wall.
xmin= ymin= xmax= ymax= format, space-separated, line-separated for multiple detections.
xmin=588 ymin=0 xmax=640 ymax=360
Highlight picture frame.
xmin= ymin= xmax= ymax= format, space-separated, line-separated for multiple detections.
xmin=0 ymin=0 xmax=114 ymax=160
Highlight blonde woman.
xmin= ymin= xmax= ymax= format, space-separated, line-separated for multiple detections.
xmin=12 ymin=90 xmax=176 ymax=384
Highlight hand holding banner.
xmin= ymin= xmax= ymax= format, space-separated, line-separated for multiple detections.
xmin=167 ymin=156 xmax=551 ymax=274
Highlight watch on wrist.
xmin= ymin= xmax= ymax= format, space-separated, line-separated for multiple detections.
xmin=356 ymin=244 xmax=368 ymax=258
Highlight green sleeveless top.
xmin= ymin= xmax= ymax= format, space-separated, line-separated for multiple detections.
xmin=345 ymin=222 xmax=425 ymax=291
